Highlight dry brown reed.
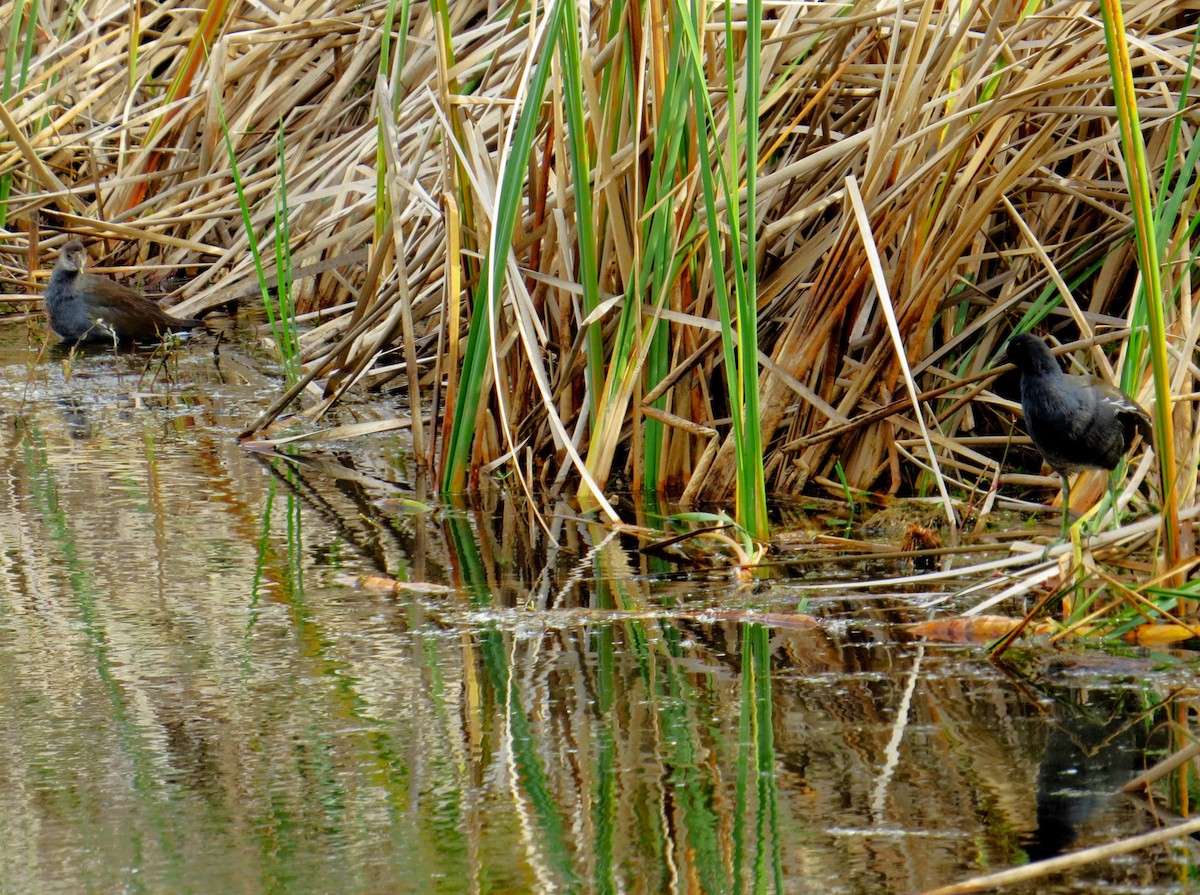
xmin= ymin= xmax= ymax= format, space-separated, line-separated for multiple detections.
xmin=1 ymin=0 xmax=1196 ymax=529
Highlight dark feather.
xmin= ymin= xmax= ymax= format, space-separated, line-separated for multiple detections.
xmin=1002 ymin=332 xmax=1153 ymax=537
xmin=44 ymin=239 xmax=201 ymax=344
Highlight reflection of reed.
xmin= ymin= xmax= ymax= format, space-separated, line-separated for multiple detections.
xmin=0 ymin=349 xmax=1184 ymax=892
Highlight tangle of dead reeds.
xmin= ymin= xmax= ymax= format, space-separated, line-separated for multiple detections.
xmin=1 ymin=0 xmax=1197 ymax=545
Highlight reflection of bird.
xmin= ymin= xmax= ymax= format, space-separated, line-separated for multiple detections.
xmin=1004 ymin=333 xmax=1153 ymax=538
xmin=1025 ymin=687 xmax=1144 ymax=862
xmin=43 ymin=239 xmax=202 ymax=344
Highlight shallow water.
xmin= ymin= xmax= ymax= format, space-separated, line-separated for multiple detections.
xmin=0 ymin=328 xmax=1193 ymax=894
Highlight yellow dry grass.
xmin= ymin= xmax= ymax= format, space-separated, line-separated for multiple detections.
xmin=0 ymin=0 xmax=1196 ymax=528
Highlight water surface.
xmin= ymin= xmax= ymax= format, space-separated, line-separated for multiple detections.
xmin=0 ymin=328 xmax=1191 ymax=894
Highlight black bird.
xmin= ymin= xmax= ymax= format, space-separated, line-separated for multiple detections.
xmin=43 ymin=239 xmax=202 ymax=344
xmin=1004 ymin=333 xmax=1153 ymax=538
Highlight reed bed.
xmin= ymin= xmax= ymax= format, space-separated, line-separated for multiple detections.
xmin=1 ymin=1 xmax=1197 ymax=560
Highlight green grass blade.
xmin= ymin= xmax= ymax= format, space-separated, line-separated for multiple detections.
xmin=679 ymin=0 xmax=767 ymax=537
xmin=1100 ymin=0 xmax=1179 ymax=571
xmin=558 ymin=0 xmax=603 ymax=429
xmin=215 ymin=97 xmax=297 ymax=383
xmin=441 ymin=0 xmax=568 ymax=493
xmin=273 ymin=119 xmax=298 ymax=384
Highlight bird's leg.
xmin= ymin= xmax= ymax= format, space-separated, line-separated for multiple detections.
xmin=1036 ymin=474 xmax=1073 ymax=561
xmin=1059 ymin=474 xmax=1072 ymax=541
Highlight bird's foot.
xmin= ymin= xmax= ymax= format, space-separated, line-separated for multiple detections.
xmin=1039 ymin=529 xmax=1086 ymax=566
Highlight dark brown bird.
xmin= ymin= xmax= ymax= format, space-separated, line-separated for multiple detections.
xmin=43 ymin=239 xmax=201 ymax=344
xmin=1004 ymin=333 xmax=1153 ymax=538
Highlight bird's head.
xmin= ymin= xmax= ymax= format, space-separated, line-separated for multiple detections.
xmin=1003 ymin=332 xmax=1060 ymax=376
xmin=55 ymin=239 xmax=89 ymax=274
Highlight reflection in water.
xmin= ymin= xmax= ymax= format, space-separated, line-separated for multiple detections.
xmin=0 ymin=331 xmax=1190 ymax=894
xmin=1026 ymin=689 xmax=1146 ymax=861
